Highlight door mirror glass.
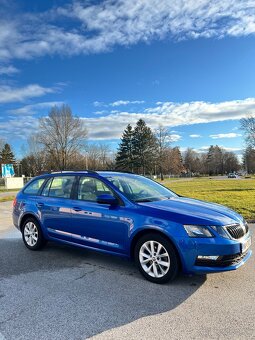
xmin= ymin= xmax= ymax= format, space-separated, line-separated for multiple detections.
xmin=97 ymin=194 xmax=118 ymax=205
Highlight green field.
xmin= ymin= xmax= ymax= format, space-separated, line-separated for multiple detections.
xmin=162 ymin=178 xmax=255 ymax=221
xmin=0 ymin=178 xmax=254 ymax=221
xmin=0 ymin=195 xmax=15 ymax=203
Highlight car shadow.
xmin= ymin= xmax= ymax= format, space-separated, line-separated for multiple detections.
xmin=0 ymin=238 xmax=206 ymax=340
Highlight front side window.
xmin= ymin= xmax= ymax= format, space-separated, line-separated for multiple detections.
xmin=106 ymin=175 xmax=178 ymax=202
xmin=78 ymin=177 xmax=114 ymax=202
xmin=48 ymin=176 xmax=75 ymax=199
xmin=23 ymin=178 xmax=45 ymax=195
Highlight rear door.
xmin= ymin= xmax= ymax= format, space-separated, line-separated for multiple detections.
xmin=37 ymin=175 xmax=76 ymax=241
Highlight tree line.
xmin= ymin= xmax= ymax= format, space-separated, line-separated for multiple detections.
xmin=115 ymin=120 xmax=240 ymax=177
xmin=1 ymin=105 xmax=255 ymax=177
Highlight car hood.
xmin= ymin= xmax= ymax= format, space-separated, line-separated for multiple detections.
xmin=139 ymin=196 xmax=244 ymax=226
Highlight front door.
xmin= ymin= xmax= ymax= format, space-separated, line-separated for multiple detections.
xmin=71 ymin=176 xmax=130 ymax=254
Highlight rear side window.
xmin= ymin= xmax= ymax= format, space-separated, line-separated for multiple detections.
xmin=48 ymin=176 xmax=75 ymax=199
xmin=41 ymin=178 xmax=53 ymax=196
xmin=23 ymin=178 xmax=45 ymax=195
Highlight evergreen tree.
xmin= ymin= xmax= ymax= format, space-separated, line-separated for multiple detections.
xmin=0 ymin=143 xmax=16 ymax=176
xmin=115 ymin=124 xmax=134 ymax=171
xmin=132 ymin=119 xmax=157 ymax=174
xmin=0 ymin=143 xmax=16 ymax=164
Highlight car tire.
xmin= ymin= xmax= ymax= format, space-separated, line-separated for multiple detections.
xmin=22 ymin=217 xmax=47 ymax=251
xmin=134 ymin=233 xmax=179 ymax=284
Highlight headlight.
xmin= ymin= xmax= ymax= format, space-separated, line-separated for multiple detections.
xmin=183 ymin=225 xmax=214 ymax=238
xmin=210 ymin=226 xmax=230 ymax=239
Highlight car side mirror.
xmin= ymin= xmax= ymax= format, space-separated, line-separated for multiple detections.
xmin=96 ymin=194 xmax=118 ymax=206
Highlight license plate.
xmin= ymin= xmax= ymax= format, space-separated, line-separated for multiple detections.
xmin=241 ymin=237 xmax=251 ymax=253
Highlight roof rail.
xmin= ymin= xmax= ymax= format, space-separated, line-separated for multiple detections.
xmin=49 ymin=170 xmax=136 ymax=175
xmin=50 ymin=170 xmax=98 ymax=175
xmin=97 ymin=170 xmax=135 ymax=174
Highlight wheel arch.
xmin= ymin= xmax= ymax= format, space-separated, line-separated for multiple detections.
xmin=130 ymin=228 xmax=183 ymax=270
xmin=19 ymin=213 xmax=47 ymax=238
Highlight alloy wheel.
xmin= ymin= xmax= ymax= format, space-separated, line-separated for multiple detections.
xmin=139 ymin=240 xmax=170 ymax=278
xmin=24 ymin=221 xmax=39 ymax=247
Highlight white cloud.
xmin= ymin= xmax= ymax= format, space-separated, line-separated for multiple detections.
xmin=83 ymin=98 xmax=255 ymax=140
xmin=93 ymin=101 xmax=104 ymax=107
xmin=0 ymin=64 xmax=19 ymax=75
xmin=181 ymin=146 xmax=242 ymax=155
xmin=209 ymin=133 xmax=242 ymax=139
xmin=93 ymin=100 xmax=145 ymax=108
xmin=110 ymin=100 xmax=145 ymax=107
xmin=170 ymin=134 xmax=182 ymax=142
xmin=0 ymin=0 xmax=255 ymax=60
xmin=8 ymin=101 xmax=64 ymax=115
xmin=1 ymin=97 xmax=254 ymax=144
xmin=93 ymin=110 xmax=107 ymax=115
xmin=0 ymin=84 xmax=56 ymax=103
xmin=0 ymin=115 xmax=38 ymax=140
xmin=189 ymin=134 xmax=201 ymax=138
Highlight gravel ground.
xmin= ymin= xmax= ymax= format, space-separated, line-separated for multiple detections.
xmin=0 ymin=203 xmax=254 ymax=340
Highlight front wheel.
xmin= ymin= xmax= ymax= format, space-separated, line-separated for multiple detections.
xmin=22 ymin=217 xmax=47 ymax=250
xmin=134 ymin=233 xmax=179 ymax=284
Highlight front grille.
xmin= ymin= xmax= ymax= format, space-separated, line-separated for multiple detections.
xmin=226 ymin=223 xmax=249 ymax=239
xmin=195 ymin=251 xmax=249 ymax=267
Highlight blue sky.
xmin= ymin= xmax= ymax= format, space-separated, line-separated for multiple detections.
xmin=0 ymin=0 xmax=255 ymax=158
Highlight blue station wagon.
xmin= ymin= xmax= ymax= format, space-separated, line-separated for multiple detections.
xmin=13 ymin=171 xmax=252 ymax=283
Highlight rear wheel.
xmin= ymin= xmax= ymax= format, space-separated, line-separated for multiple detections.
xmin=134 ymin=233 xmax=179 ymax=284
xmin=22 ymin=217 xmax=47 ymax=250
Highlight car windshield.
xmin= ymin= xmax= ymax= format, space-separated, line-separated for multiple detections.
xmin=105 ymin=174 xmax=178 ymax=202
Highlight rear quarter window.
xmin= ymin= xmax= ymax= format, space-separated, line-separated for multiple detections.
xmin=23 ymin=178 xmax=46 ymax=195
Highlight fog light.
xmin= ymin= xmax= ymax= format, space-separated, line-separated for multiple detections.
xmin=197 ymin=255 xmax=219 ymax=260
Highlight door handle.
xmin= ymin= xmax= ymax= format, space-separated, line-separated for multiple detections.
xmin=73 ymin=207 xmax=82 ymax=212
xmin=36 ymin=202 xmax=44 ymax=208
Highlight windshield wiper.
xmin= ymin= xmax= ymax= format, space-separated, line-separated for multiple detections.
xmin=134 ymin=198 xmax=154 ymax=203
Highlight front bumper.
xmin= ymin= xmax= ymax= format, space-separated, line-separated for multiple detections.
xmin=175 ymin=233 xmax=252 ymax=274
xmin=192 ymin=249 xmax=252 ymax=274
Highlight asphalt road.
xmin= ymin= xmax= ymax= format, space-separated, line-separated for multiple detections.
xmin=0 ymin=202 xmax=254 ymax=340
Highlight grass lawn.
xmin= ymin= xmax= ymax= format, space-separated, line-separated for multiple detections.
xmin=162 ymin=178 xmax=255 ymax=221
xmin=0 ymin=178 xmax=254 ymax=221
xmin=0 ymin=196 xmax=15 ymax=203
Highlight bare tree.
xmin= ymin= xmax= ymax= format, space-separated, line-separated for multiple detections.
xmin=154 ymin=125 xmax=171 ymax=180
xmin=240 ymin=115 xmax=255 ymax=148
xmin=164 ymin=147 xmax=184 ymax=176
xmin=20 ymin=135 xmax=49 ymax=175
xmin=222 ymin=151 xmax=240 ymax=173
xmin=37 ymin=105 xmax=87 ymax=170
xmin=87 ymin=143 xmax=113 ymax=170
xmin=243 ymin=146 xmax=255 ymax=174
xmin=98 ymin=143 xmax=111 ymax=169
xmin=0 ymin=138 xmax=5 ymax=152
xmin=184 ymin=148 xmax=202 ymax=175
xmin=87 ymin=144 xmax=100 ymax=170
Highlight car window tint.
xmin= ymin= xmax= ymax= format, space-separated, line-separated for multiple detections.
xmin=78 ymin=177 xmax=113 ymax=202
xmin=106 ymin=175 xmax=177 ymax=202
xmin=23 ymin=178 xmax=45 ymax=195
xmin=41 ymin=178 xmax=53 ymax=196
xmin=48 ymin=176 xmax=75 ymax=199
